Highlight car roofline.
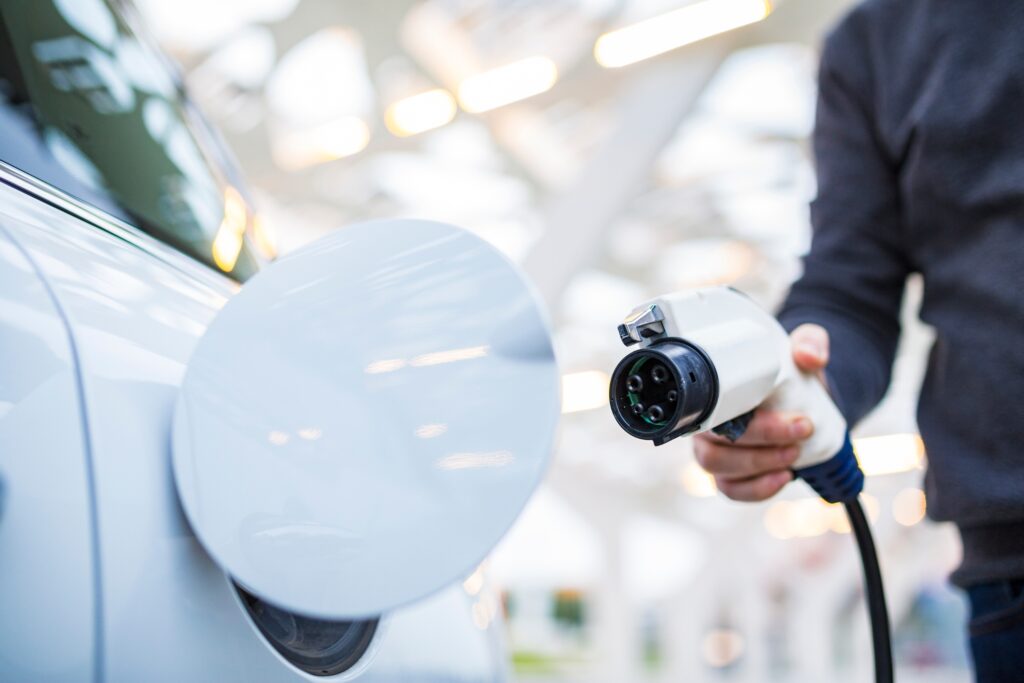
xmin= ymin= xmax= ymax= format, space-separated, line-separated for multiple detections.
xmin=0 ymin=160 xmax=240 ymax=294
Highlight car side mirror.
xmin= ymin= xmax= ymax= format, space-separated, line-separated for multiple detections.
xmin=171 ymin=219 xmax=559 ymax=619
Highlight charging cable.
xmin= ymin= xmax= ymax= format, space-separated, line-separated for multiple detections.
xmin=846 ymin=498 xmax=894 ymax=683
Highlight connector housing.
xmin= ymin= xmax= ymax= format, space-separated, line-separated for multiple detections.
xmin=609 ymin=338 xmax=718 ymax=445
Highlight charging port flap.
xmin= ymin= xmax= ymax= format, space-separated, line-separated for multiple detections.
xmin=172 ymin=219 xmax=560 ymax=620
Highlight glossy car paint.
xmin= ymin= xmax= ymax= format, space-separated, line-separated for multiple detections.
xmin=0 ymin=174 xmax=511 ymax=681
xmin=174 ymin=218 xmax=559 ymax=619
xmin=0 ymin=222 xmax=96 ymax=681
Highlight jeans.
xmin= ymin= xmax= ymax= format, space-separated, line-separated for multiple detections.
xmin=967 ymin=578 xmax=1024 ymax=682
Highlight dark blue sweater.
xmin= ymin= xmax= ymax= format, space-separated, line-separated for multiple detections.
xmin=778 ymin=0 xmax=1024 ymax=586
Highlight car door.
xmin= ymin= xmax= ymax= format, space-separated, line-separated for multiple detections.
xmin=0 ymin=205 xmax=97 ymax=682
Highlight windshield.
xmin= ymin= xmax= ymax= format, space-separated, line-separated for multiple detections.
xmin=0 ymin=0 xmax=261 ymax=280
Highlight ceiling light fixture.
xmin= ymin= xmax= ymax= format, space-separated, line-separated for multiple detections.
xmin=458 ymin=56 xmax=558 ymax=114
xmin=271 ymin=116 xmax=370 ymax=170
xmin=594 ymin=0 xmax=772 ymax=68
xmin=385 ymin=88 xmax=457 ymax=137
xmin=561 ymin=370 xmax=609 ymax=414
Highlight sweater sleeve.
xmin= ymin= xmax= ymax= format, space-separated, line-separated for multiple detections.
xmin=778 ymin=13 xmax=912 ymax=426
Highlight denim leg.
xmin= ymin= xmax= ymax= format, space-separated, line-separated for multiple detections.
xmin=967 ymin=578 xmax=1024 ymax=682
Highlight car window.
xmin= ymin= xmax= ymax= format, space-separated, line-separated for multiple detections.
xmin=0 ymin=0 xmax=259 ymax=281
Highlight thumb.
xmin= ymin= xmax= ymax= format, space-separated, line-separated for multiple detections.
xmin=790 ymin=323 xmax=829 ymax=373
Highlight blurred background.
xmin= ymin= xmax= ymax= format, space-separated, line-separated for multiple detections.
xmin=131 ymin=0 xmax=969 ymax=680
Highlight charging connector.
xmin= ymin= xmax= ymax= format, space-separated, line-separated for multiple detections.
xmin=609 ymin=287 xmax=893 ymax=683
xmin=609 ymin=339 xmax=718 ymax=445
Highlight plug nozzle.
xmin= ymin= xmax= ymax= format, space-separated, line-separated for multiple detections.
xmin=609 ymin=339 xmax=718 ymax=445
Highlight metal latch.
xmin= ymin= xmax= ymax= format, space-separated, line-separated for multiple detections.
xmin=618 ymin=304 xmax=666 ymax=346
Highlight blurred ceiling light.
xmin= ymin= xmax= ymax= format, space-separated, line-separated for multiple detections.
xmin=789 ymin=500 xmax=830 ymax=538
xmin=853 ymin=433 xmax=925 ymax=476
xmin=763 ymin=501 xmax=793 ymax=540
xmin=702 ymin=628 xmax=745 ymax=668
xmin=828 ymin=505 xmax=852 ymax=534
xmin=595 ymin=0 xmax=773 ymax=68
xmin=211 ymin=186 xmax=248 ymax=273
xmin=764 ymin=499 xmax=846 ymax=540
xmin=861 ymin=492 xmax=881 ymax=522
xmin=680 ymin=461 xmax=717 ymax=497
xmin=561 ymin=370 xmax=609 ymax=414
xmin=271 ymin=117 xmax=371 ymax=171
xmin=457 ymin=57 xmax=558 ymax=114
xmin=385 ymin=89 xmax=457 ymax=137
xmin=250 ymin=215 xmax=278 ymax=260
xmin=893 ymin=488 xmax=927 ymax=527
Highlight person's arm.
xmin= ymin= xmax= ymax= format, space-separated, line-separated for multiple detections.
xmin=694 ymin=13 xmax=911 ymax=500
xmin=778 ymin=13 xmax=911 ymax=424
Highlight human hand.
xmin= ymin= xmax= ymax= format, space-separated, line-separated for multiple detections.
xmin=692 ymin=323 xmax=830 ymax=501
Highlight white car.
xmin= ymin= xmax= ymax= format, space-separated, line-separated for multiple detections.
xmin=0 ymin=2 xmax=559 ymax=681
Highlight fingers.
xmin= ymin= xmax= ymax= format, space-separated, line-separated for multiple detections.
xmin=694 ymin=437 xmax=800 ymax=478
xmin=701 ymin=410 xmax=813 ymax=447
xmin=790 ymin=323 xmax=829 ymax=374
xmin=694 ymin=409 xmax=809 ymax=502
xmin=689 ymin=322 xmax=827 ymax=504
xmin=715 ymin=470 xmax=793 ymax=502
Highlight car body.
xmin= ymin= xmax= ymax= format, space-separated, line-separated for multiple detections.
xmin=0 ymin=1 xmax=556 ymax=680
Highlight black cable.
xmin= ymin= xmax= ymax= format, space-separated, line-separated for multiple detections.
xmin=845 ymin=498 xmax=894 ymax=683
